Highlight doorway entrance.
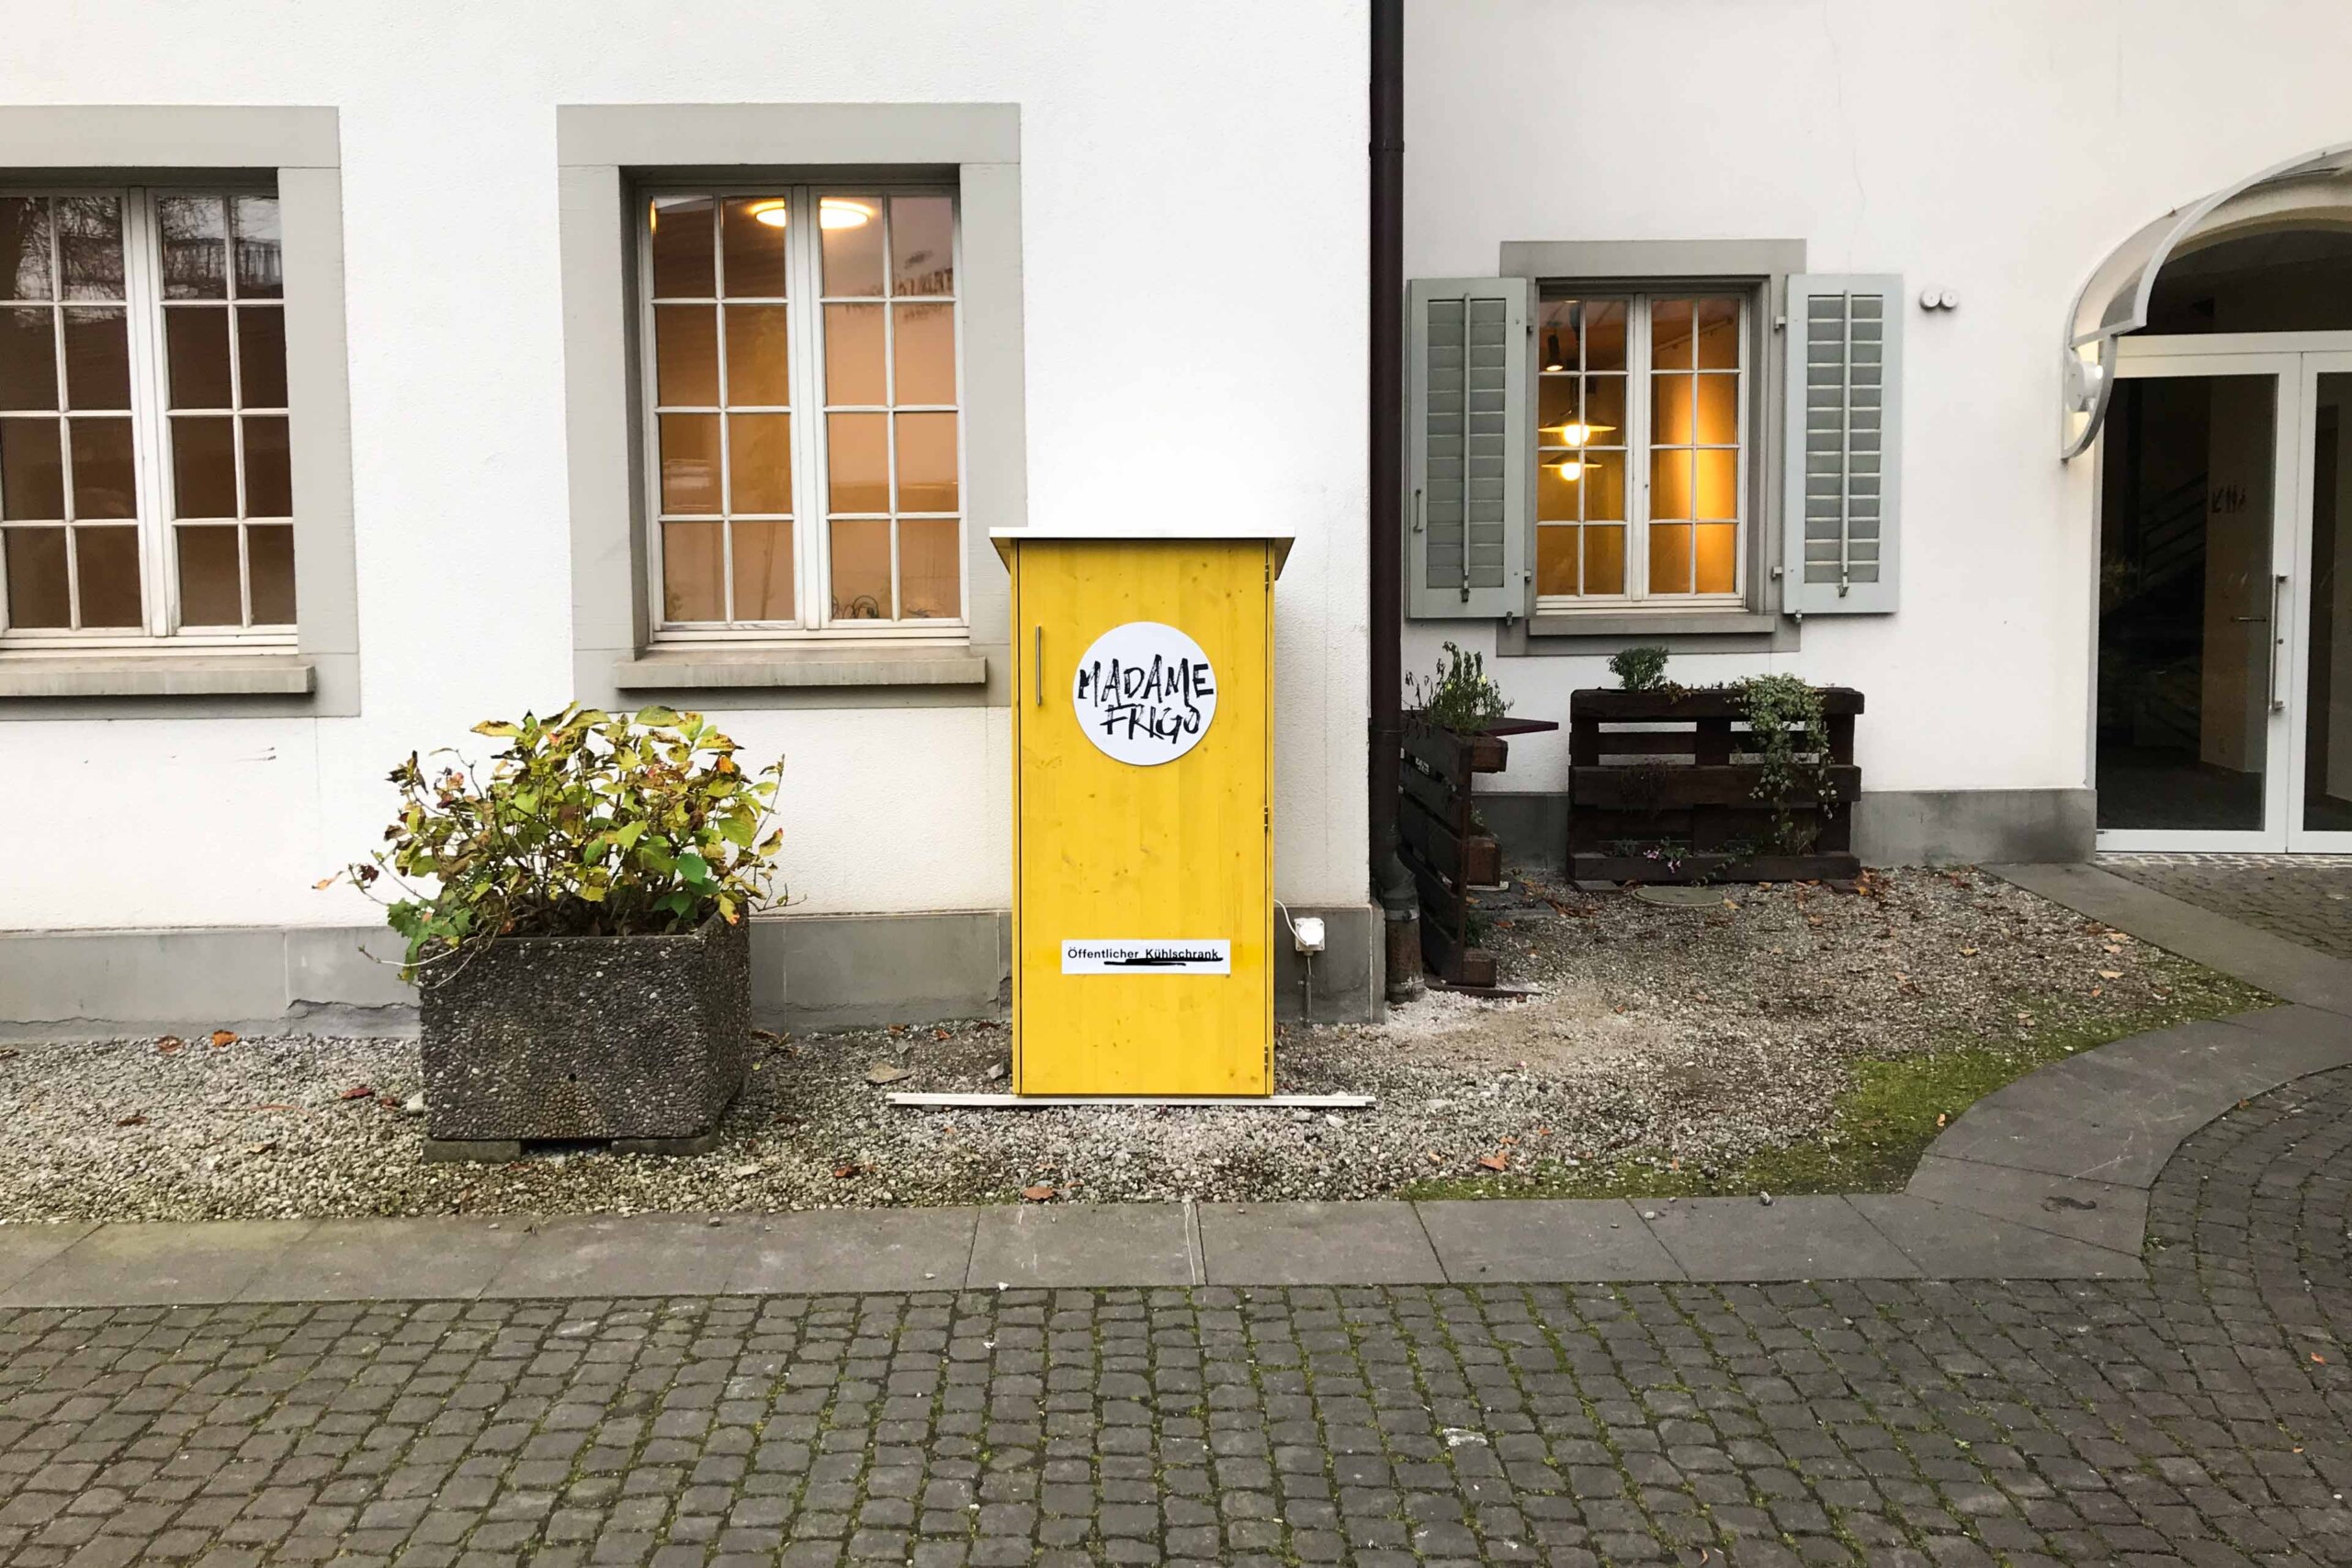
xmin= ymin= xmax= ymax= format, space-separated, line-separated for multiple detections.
xmin=2097 ymin=336 xmax=2352 ymax=849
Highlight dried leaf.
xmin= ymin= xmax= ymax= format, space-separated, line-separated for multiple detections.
xmin=1020 ymin=1184 xmax=1056 ymax=1202
xmin=1478 ymin=1153 xmax=1510 ymax=1172
xmin=1935 ymin=1112 xmax=1947 ymax=1128
xmin=2315 ymin=1353 xmax=2328 ymax=1364
xmin=338 ymin=1084 xmax=375 ymax=1101
xmin=832 ymin=1162 xmax=864 ymax=1179
xmin=247 ymin=1141 xmax=277 ymax=1155
xmin=1960 ymin=947 xmax=1978 ymax=957
xmin=209 ymin=1030 xmax=238 ymax=1048
xmin=933 ymin=1028 xmax=951 ymax=1041
xmin=2098 ymin=969 xmax=2122 ymax=980
xmin=115 ymin=1113 xmax=146 ymax=1127
xmin=156 ymin=1037 xmax=183 ymax=1055
xmin=866 ymin=1064 xmax=910 ymax=1085
xmin=1427 ymin=1150 xmax=1443 ymax=1165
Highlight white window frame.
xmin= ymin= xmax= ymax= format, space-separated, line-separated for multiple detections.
xmin=635 ymin=182 xmax=969 ymax=644
xmin=0 ymin=182 xmax=293 ymax=651
xmin=1532 ymin=288 xmax=1752 ymax=615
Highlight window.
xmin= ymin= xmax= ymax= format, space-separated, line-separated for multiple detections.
xmin=641 ymin=186 xmax=963 ymax=637
xmin=0 ymin=188 xmax=292 ymax=645
xmin=1533 ymin=290 xmax=1747 ymax=607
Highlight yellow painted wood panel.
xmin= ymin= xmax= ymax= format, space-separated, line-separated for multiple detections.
xmin=1012 ymin=538 xmax=1272 ymax=1094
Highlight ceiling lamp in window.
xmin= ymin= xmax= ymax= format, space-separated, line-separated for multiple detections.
xmin=1551 ymin=459 xmax=1584 ymax=481
xmin=1546 ymin=422 xmax=1612 ymax=447
xmin=747 ymin=199 xmax=789 ymax=229
xmin=820 ymin=198 xmax=874 ymax=230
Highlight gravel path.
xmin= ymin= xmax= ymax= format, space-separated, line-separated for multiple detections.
xmin=0 ymin=868 xmax=2266 ymax=1223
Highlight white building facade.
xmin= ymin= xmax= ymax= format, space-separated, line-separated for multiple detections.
xmin=8 ymin=0 xmax=2352 ymax=1035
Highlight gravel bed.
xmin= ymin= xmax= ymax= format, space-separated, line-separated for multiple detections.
xmin=0 ymin=867 xmax=2265 ymax=1223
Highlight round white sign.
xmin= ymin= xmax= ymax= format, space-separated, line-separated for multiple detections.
xmin=1070 ymin=621 xmax=1217 ymax=766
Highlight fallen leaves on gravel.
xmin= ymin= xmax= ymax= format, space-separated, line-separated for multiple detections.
xmin=832 ymin=1162 xmax=864 ymax=1179
xmin=337 ymin=1085 xmax=375 ymax=1100
xmin=1020 ymin=1184 xmax=1056 ymax=1201
xmin=209 ymin=1030 xmax=238 ymax=1048
xmin=155 ymin=1037 xmax=182 ymax=1054
xmin=115 ymin=1114 xmax=145 ymax=1127
xmin=1478 ymin=1153 xmax=1510 ymax=1171
xmin=865 ymin=1065 xmax=910 ymax=1085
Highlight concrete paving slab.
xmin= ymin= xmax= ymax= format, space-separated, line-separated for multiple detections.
xmin=237 ymin=1216 xmax=531 ymax=1303
xmin=1929 ymin=1037 xmax=2260 ymax=1187
xmin=727 ymin=1207 xmax=978 ymax=1294
xmin=0 ymin=1223 xmax=97 ymax=1295
xmin=1198 ymin=1201 xmax=1445 ymax=1284
xmin=1418 ymin=1199 xmax=1682 ymax=1282
xmin=2217 ymin=1003 xmax=2352 ymax=1069
xmin=967 ymin=1202 xmax=1194 ymax=1288
xmin=1905 ymin=1154 xmax=2149 ymax=1253
xmin=1849 ymin=1194 xmax=2143 ymax=1280
xmin=0 ymin=1220 xmax=317 ymax=1307
xmin=481 ymin=1214 xmax=743 ymax=1298
xmin=1637 ymin=1197 xmax=1919 ymax=1280
xmin=1991 ymin=862 xmax=2352 ymax=1015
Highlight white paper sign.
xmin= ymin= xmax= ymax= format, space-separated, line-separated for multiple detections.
xmin=1061 ymin=940 xmax=1231 ymax=976
xmin=1070 ymin=621 xmax=1216 ymax=766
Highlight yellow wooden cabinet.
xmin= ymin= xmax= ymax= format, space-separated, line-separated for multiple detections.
xmin=994 ymin=529 xmax=1292 ymax=1096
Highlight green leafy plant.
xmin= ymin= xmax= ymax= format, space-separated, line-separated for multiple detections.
xmin=1407 ymin=641 xmax=1512 ymax=733
xmin=1607 ymin=645 xmax=1672 ymax=692
xmin=327 ymin=705 xmax=785 ymax=983
xmin=1732 ymin=673 xmax=1838 ymax=852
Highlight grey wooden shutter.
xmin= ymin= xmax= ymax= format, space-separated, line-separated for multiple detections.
xmin=1407 ymin=276 xmax=1531 ymax=618
xmin=1782 ymin=274 xmax=1902 ymax=615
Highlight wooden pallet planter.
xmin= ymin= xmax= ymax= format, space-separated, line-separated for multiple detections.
xmin=1398 ymin=715 xmax=1557 ymax=986
xmin=1567 ymin=686 xmax=1863 ymax=885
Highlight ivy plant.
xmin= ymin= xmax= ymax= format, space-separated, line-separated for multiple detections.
xmin=1732 ymin=674 xmax=1838 ymax=852
xmin=1407 ymin=641 xmax=1512 ymax=733
xmin=327 ymin=705 xmax=785 ymax=983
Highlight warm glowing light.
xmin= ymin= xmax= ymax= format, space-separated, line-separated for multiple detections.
xmin=1552 ymin=459 xmax=1585 ymax=481
xmin=1543 ymin=363 xmax=1565 ymax=373
xmin=748 ymin=199 xmax=789 ymax=229
xmin=820 ymin=198 xmax=874 ymax=230
xmin=1546 ymin=422 xmax=1614 ymax=447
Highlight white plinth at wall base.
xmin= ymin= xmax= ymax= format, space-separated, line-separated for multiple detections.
xmin=887 ymin=1092 xmax=1374 ymax=1110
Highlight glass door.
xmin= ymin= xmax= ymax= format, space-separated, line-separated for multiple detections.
xmin=2289 ymin=355 xmax=2352 ymax=849
xmin=2097 ymin=354 xmax=2298 ymax=850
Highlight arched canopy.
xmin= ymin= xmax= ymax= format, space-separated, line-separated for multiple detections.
xmin=2063 ymin=141 xmax=2352 ymax=459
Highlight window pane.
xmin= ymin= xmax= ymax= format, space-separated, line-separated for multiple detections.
xmin=1651 ymin=298 xmax=1694 ymax=369
xmin=828 ymin=517 xmax=890 ymax=618
xmin=825 ymin=412 xmax=888 ymax=512
xmin=1650 ymin=448 xmax=1692 ymax=520
xmin=171 ymin=417 xmax=238 ymax=516
xmin=657 ymin=414 xmax=720 ymax=514
xmin=727 ymin=413 xmax=792 ymax=513
xmin=237 ymin=306 xmax=288 ymax=407
xmin=63 ymin=308 xmax=129 ymax=410
xmin=1649 ymin=524 xmax=1692 ymax=595
xmin=1580 ymin=449 xmax=1625 ymax=521
xmin=1694 ymin=522 xmax=1736 ymax=593
xmin=720 ymin=197 xmax=789 ymax=298
xmin=55 ymin=197 xmax=123 ymax=301
xmin=1538 ymin=374 xmax=1581 ymax=434
xmin=1537 ymin=299 xmax=1579 ymax=373
xmin=889 ymin=196 xmax=955 ymax=297
xmin=1583 ymin=299 xmax=1628 ymax=372
xmin=653 ymin=305 xmax=718 ymax=406
xmin=243 ymin=415 xmax=291 ymax=516
xmin=661 ymin=521 xmax=724 ymax=621
xmin=68 ymin=419 xmax=135 ymax=518
xmin=892 ymin=303 xmax=956 ymax=404
xmin=0 ymin=307 xmax=56 ymax=411
xmin=1534 ymin=525 xmax=1578 ymax=595
xmin=1694 ymin=448 xmax=1738 ymax=521
xmin=1585 ymin=375 xmax=1626 ymax=436
xmin=0 ymin=197 xmax=51 ymax=301
xmin=175 ymin=524 xmax=243 ymax=624
xmin=823 ymin=303 xmax=886 ymax=404
xmin=731 ymin=520 xmax=794 ymax=620
xmin=232 ymin=196 xmax=282 ymax=299
xmin=648 ymin=197 xmax=715 ymax=298
xmin=1694 ymin=296 xmax=1740 ymax=369
xmin=1 ymin=422 xmax=62 ymax=519
xmin=1535 ymin=454 xmax=1583 ymax=522
xmin=820 ymin=197 xmax=884 ymax=297
xmin=2 ymin=526 xmax=66 ymax=626
xmin=248 ymin=523 xmax=296 ymax=623
xmin=895 ymin=412 xmax=958 ymax=512
xmin=74 ymin=525 xmax=141 ymax=626
xmin=724 ymin=306 xmax=789 ymax=405
xmin=1651 ymin=373 xmax=1693 ymax=446
xmin=155 ymin=195 xmax=226 ymax=300
xmin=1694 ymin=374 xmax=1738 ymax=445
xmin=899 ymin=516 xmax=959 ymax=618
xmin=166 ymin=308 xmax=232 ymax=409
xmin=1583 ymin=525 xmax=1626 ymax=595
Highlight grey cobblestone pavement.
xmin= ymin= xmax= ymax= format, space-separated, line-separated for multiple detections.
xmin=2098 ymin=854 xmax=2352 ymax=963
xmin=6 ymin=1074 xmax=2352 ymax=1565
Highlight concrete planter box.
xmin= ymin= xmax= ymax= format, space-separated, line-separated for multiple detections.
xmin=417 ymin=915 xmax=751 ymax=1158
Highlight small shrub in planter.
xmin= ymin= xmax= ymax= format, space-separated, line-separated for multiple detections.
xmin=1406 ymin=640 xmax=1511 ymax=734
xmin=331 ymin=705 xmax=783 ymax=1155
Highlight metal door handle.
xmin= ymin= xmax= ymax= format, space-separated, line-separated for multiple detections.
xmin=1033 ymin=626 xmax=1043 ymax=706
xmin=2269 ymin=573 xmax=2287 ymax=712
xmin=1412 ymin=488 xmax=1424 ymax=534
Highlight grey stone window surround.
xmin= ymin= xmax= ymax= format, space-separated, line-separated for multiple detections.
xmin=560 ymin=104 xmax=1024 ymax=711
xmin=1496 ymin=239 xmax=1804 ymax=659
xmin=0 ymin=107 xmax=359 ymax=718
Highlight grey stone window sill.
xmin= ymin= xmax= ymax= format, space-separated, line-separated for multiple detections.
xmin=1526 ymin=610 xmax=1781 ymax=637
xmin=0 ymin=654 xmax=316 ymax=699
xmin=614 ymin=647 xmax=989 ymax=691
